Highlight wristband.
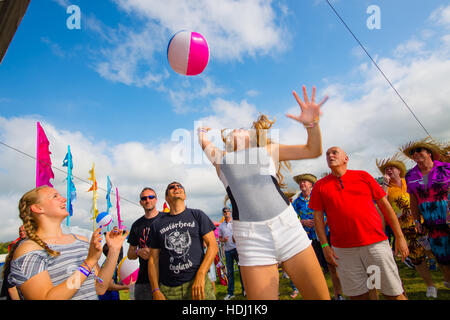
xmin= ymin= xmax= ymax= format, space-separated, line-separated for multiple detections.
xmin=78 ymin=265 xmax=91 ymax=277
xmin=95 ymin=275 xmax=104 ymax=284
xmin=152 ymin=287 xmax=160 ymax=293
xmin=321 ymin=243 xmax=330 ymax=248
xmin=303 ymin=118 xmax=319 ymax=129
xmin=81 ymin=261 xmax=92 ymax=273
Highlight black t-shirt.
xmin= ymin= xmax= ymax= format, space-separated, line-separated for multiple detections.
xmin=127 ymin=212 xmax=162 ymax=284
xmin=149 ymin=208 xmax=216 ymax=287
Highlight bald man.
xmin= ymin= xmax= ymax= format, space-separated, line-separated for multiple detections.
xmin=308 ymin=147 xmax=409 ymax=300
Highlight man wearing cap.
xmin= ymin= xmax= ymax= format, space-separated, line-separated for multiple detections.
xmin=292 ymin=173 xmax=343 ymax=300
xmin=148 ymin=181 xmax=218 ymax=300
xmin=401 ymin=138 xmax=450 ymax=288
xmin=377 ymin=154 xmax=437 ymax=298
xmin=309 ymin=146 xmax=409 ymax=300
xmin=218 ymin=207 xmax=245 ymax=300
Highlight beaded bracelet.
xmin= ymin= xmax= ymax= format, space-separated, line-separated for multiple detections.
xmin=152 ymin=287 xmax=160 ymax=293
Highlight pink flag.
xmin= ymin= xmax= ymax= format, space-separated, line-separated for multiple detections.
xmin=36 ymin=122 xmax=54 ymax=187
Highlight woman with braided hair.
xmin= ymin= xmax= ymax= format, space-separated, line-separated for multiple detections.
xmin=198 ymin=85 xmax=330 ymax=300
xmin=8 ymin=186 xmax=129 ymax=300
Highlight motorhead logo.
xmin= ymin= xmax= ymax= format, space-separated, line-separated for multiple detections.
xmin=165 ymin=230 xmax=192 ymax=262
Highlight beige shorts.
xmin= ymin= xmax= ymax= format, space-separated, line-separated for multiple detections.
xmin=233 ymin=205 xmax=311 ymax=266
xmin=333 ymin=240 xmax=404 ymax=297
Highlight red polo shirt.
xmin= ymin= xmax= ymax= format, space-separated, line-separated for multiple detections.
xmin=308 ymin=170 xmax=387 ymax=248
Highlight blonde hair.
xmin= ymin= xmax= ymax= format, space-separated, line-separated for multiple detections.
xmin=221 ymin=114 xmax=292 ymax=189
xmin=18 ymin=186 xmax=60 ymax=257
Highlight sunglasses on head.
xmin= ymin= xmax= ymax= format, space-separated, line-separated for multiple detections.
xmin=140 ymin=195 xmax=156 ymax=201
xmin=168 ymin=184 xmax=184 ymax=191
xmin=409 ymin=147 xmax=426 ymax=156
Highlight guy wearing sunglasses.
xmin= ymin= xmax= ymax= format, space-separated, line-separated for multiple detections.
xmin=127 ymin=187 xmax=162 ymax=300
xmin=309 ymin=146 xmax=409 ymax=300
xmin=148 ymin=182 xmax=218 ymax=300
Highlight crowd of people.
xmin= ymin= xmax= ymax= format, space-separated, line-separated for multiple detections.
xmin=0 ymin=85 xmax=449 ymax=300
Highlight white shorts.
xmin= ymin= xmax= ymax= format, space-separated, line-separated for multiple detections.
xmin=333 ymin=240 xmax=404 ymax=297
xmin=232 ymin=205 xmax=312 ymax=266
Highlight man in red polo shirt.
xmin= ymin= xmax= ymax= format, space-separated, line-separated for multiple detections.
xmin=309 ymin=146 xmax=409 ymax=300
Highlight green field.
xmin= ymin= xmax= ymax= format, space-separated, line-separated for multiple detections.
xmin=119 ymin=257 xmax=450 ymax=300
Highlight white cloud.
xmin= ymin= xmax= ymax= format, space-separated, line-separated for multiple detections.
xmin=113 ymin=0 xmax=287 ymax=61
xmin=246 ymin=90 xmax=260 ymax=97
xmin=80 ymin=0 xmax=287 ymax=112
xmin=393 ymin=39 xmax=426 ymax=58
xmin=429 ymin=5 xmax=450 ymax=28
xmin=0 ymin=114 xmax=228 ymax=242
xmin=164 ymin=76 xmax=227 ymax=114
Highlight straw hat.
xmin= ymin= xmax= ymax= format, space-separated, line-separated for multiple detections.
xmin=400 ymin=136 xmax=448 ymax=162
xmin=376 ymin=154 xmax=407 ymax=178
xmin=293 ymin=173 xmax=317 ymax=185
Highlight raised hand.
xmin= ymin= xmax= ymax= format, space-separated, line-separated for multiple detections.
xmin=105 ymin=227 xmax=129 ymax=252
xmin=286 ymin=85 xmax=328 ymax=126
xmin=86 ymin=227 xmax=104 ymax=266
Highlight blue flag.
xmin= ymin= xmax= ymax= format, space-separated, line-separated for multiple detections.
xmin=106 ymin=176 xmax=113 ymax=214
xmin=63 ymin=146 xmax=76 ymax=220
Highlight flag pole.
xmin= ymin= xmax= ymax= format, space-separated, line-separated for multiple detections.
xmin=66 ymin=145 xmax=71 ymax=227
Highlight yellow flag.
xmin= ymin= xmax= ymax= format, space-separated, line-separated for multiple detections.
xmin=88 ymin=163 xmax=99 ymax=231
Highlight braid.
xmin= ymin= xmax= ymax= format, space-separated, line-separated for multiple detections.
xmin=18 ymin=186 xmax=60 ymax=257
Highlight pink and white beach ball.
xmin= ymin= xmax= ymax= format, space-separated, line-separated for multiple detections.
xmin=167 ymin=30 xmax=210 ymax=76
xmin=117 ymin=257 xmax=139 ymax=286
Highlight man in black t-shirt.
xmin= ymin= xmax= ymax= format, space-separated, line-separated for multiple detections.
xmin=149 ymin=181 xmax=218 ymax=300
xmin=127 ymin=187 xmax=162 ymax=300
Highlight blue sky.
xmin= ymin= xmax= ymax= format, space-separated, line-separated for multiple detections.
xmin=1 ymin=0 xmax=444 ymax=143
xmin=1 ymin=0 xmax=449 ymax=240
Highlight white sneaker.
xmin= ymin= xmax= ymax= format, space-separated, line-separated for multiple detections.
xmin=224 ymin=294 xmax=235 ymax=300
xmin=426 ymin=286 xmax=437 ymax=298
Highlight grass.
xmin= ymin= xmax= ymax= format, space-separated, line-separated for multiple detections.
xmin=119 ymin=258 xmax=450 ymax=300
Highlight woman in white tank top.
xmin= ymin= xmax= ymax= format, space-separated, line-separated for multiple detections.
xmin=198 ymin=85 xmax=331 ymax=300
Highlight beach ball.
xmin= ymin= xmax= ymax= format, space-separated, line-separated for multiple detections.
xmin=118 ymin=257 xmax=140 ymax=285
xmin=96 ymin=211 xmax=113 ymax=228
xmin=167 ymin=30 xmax=209 ymax=76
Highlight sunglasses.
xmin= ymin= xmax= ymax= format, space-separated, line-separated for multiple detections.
xmin=409 ymin=147 xmax=425 ymax=156
xmin=168 ymin=184 xmax=184 ymax=191
xmin=140 ymin=195 xmax=156 ymax=201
